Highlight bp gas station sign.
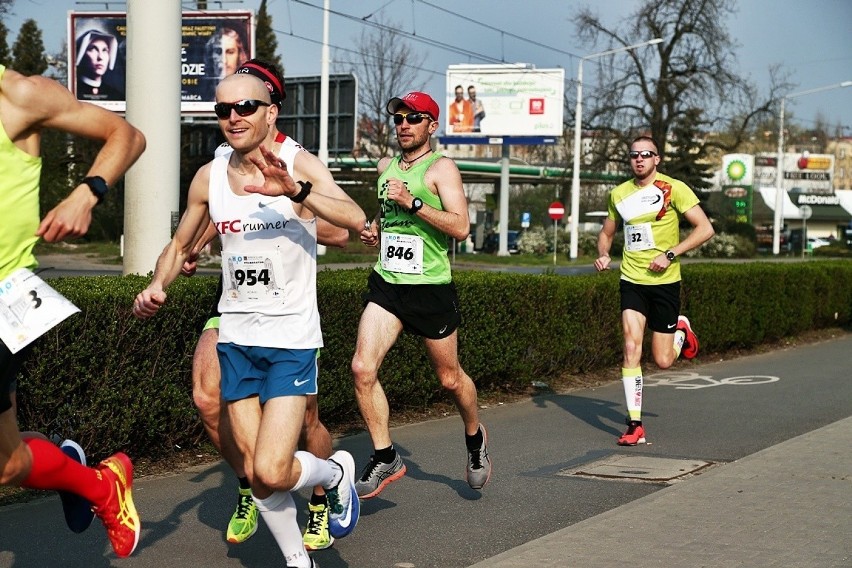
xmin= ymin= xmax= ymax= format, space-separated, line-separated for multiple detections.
xmin=722 ymin=154 xmax=754 ymax=223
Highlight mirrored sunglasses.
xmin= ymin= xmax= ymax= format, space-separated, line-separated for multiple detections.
xmin=214 ymin=99 xmax=271 ymax=119
xmin=393 ymin=112 xmax=431 ymax=125
xmin=629 ymin=150 xmax=658 ymax=159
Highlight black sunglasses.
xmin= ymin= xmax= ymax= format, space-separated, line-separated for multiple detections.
xmin=393 ymin=112 xmax=431 ymax=125
xmin=214 ymin=99 xmax=271 ymax=119
xmin=629 ymin=150 xmax=658 ymax=159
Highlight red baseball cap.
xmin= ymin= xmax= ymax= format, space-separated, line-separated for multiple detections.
xmin=386 ymin=92 xmax=440 ymax=121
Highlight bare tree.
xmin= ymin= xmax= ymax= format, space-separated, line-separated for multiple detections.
xmin=574 ymin=0 xmax=791 ymax=192
xmin=0 ymin=0 xmax=13 ymax=19
xmin=337 ymin=14 xmax=426 ymax=160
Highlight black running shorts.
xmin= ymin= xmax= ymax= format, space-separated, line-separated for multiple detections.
xmin=363 ymin=270 xmax=461 ymax=340
xmin=619 ymin=279 xmax=681 ymax=334
xmin=0 ymin=343 xmax=32 ymax=414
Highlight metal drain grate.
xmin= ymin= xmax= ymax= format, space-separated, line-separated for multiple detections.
xmin=560 ymin=455 xmax=714 ymax=483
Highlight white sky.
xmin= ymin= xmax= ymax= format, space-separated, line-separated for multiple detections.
xmin=6 ymin=0 xmax=852 ymax=133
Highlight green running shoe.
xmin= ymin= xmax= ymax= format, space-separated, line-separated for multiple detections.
xmin=226 ymin=487 xmax=258 ymax=544
xmin=303 ymin=501 xmax=334 ymax=550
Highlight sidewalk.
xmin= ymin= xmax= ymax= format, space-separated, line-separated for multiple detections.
xmin=469 ymin=416 xmax=852 ymax=568
xmin=1 ymin=335 xmax=850 ymax=567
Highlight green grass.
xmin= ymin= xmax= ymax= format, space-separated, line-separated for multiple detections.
xmin=34 ymin=239 xmax=597 ymax=269
xmin=34 ymin=240 xmax=123 ymax=264
xmin=452 ymin=251 xmax=586 ymax=267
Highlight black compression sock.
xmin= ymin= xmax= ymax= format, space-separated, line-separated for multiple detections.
xmin=238 ymin=476 xmax=251 ymax=490
xmin=465 ymin=427 xmax=483 ymax=451
xmin=375 ymin=445 xmax=396 ymax=463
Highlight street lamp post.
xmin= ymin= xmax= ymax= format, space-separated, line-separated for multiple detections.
xmin=772 ymin=80 xmax=852 ymax=255
xmin=570 ymin=38 xmax=663 ymax=260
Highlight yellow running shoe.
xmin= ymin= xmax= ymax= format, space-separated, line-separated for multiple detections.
xmin=226 ymin=488 xmax=258 ymax=544
xmin=302 ymin=501 xmax=334 ymax=551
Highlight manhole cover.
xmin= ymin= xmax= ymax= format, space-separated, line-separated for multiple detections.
xmin=560 ymin=455 xmax=713 ymax=482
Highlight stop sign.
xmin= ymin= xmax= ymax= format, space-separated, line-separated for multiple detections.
xmin=548 ymin=201 xmax=565 ymax=220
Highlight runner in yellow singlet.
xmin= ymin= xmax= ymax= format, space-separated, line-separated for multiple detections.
xmin=595 ymin=135 xmax=715 ymax=446
xmin=0 ymin=63 xmax=145 ymax=558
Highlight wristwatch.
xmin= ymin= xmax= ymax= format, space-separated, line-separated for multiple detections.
xmin=291 ymin=180 xmax=312 ymax=203
xmin=409 ymin=197 xmax=424 ymax=215
xmin=665 ymin=250 xmax=676 ymax=262
xmin=82 ymin=176 xmax=109 ymax=204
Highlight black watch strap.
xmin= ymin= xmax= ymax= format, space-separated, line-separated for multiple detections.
xmin=82 ymin=176 xmax=108 ymax=203
xmin=665 ymin=249 xmax=676 ymax=261
xmin=409 ymin=197 xmax=424 ymax=214
xmin=291 ymin=180 xmax=312 ymax=203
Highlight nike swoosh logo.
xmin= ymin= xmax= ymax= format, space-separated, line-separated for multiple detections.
xmin=294 ymin=378 xmax=311 ymax=387
xmin=438 ymin=325 xmax=448 ymax=334
xmin=667 ymin=324 xmax=676 ymax=329
xmin=336 ymin=491 xmax=353 ymax=527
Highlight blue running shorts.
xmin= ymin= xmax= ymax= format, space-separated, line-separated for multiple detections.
xmin=217 ymin=343 xmax=319 ymax=403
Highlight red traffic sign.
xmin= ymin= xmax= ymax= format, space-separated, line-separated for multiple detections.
xmin=548 ymin=201 xmax=565 ymax=220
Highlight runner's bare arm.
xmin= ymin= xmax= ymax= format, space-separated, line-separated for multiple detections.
xmin=244 ymin=145 xmax=367 ymax=233
xmin=414 ymin=156 xmax=470 ymax=241
xmin=133 ymin=165 xmax=212 ymax=318
xmin=0 ymin=71 xmax=145 ymax=242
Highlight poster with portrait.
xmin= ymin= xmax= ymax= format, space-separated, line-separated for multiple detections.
xmin=445 ymin=64 xmax=564 ymax=138
xmin=70 ymin=16 xmax=126 ymax=111
xmin=69 ymin=11 xmax=254 ymax=114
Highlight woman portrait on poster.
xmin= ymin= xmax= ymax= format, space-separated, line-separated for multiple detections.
xmin=75 ymin=29 xmax=124 ymax=101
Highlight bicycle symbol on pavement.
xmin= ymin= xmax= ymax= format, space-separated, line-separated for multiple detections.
xmin=644 ymin=371 xmax=780 ymax=390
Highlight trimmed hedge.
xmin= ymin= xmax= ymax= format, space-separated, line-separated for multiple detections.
xmin=17 ymin=261 xmax=852 ymax=461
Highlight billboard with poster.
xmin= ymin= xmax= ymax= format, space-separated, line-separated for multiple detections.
xmin=68 ymin=11 xmax=253 ymax=114
xmin=445 ymin=64 xmax=564 ymax=137
xmin=754 ymin=152 xmax=836 ymax=195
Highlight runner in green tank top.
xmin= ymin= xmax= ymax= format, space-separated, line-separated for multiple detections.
xmin=374 ymin=150 xmax=451 ymax=285
xmin=595 ymin=136 xmax=715 ymax=446
xmin=352 ymin=91 xmax=492 ymax=499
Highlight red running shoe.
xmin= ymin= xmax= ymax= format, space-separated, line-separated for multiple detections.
xmin=677 ymin=315 xmax=699 ymax=359
xmin=618 ymin=420 xmax=646 ymax=446
xmin=94 ymin=452 xmax=140 ymax=558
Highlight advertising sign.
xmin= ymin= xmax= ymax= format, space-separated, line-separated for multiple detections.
xmin=69 ymin=11 xmax=254 ymax=114
xmin=754 ymin=152 xmax=835 ymax=194
xmin=722 ymin=153 xmax=754 ymax=186
xmin=445 ymin=64 xmax=564 ymax=137
xmin=721 ymin=153 xmax=754 ymax=223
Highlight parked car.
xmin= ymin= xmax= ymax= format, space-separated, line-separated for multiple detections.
xmin=807 ymin=237 xmax=831 ymax=250
xmin=482 ymin=230 xmax=520 ymax=254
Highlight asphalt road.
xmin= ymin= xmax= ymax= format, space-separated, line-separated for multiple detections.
xmin=1 ymin=332 xmax=849 ymax=567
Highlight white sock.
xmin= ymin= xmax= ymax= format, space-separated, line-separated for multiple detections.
xmin=253 ymin=491 xmax=312 ymax=567
xmin=674 ymin=330 xmax=686 ymax=358
xmin=622 ymin=367 xmax=643 ymax=421
xmin=293 ymin=450 xmax=339 ymax=491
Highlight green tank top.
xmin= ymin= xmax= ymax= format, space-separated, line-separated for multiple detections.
xmin=374 ymin=152 xmax=452 ymax=284
xmin=0 ymin=65 xmax=42 ymax=280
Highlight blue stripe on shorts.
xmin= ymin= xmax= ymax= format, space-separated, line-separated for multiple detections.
xmin=217 ymin=343 xmax=319 ymax=403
